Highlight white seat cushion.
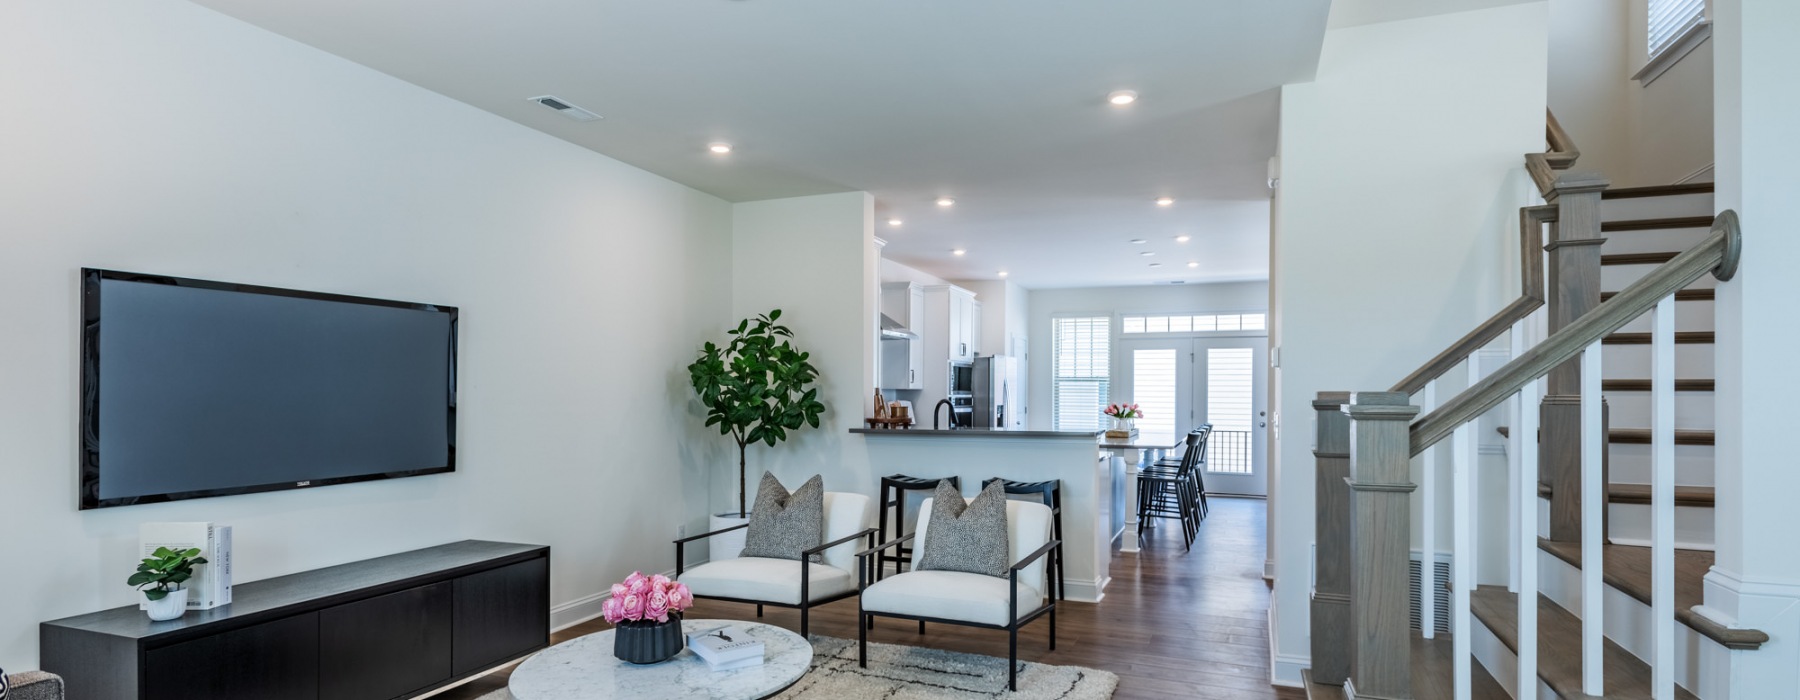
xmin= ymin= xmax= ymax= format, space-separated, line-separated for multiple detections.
xmin=861 ymin=570 xmax=1043 ymax=626
xmin=679 ymin=557 xmax=854 ymax=606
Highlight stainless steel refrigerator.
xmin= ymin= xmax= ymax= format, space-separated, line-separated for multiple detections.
xmin=972 ymin=355 xmax=1022 ymax=430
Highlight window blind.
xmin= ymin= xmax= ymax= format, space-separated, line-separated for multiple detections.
xmin=1052 ymin=316 xmax=1110 ymax=431
xmin=1649 ymin=0 xmax=1706 ymax=58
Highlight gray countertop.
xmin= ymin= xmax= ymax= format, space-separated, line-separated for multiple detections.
xmin=850 ymin=427 xmax=1102 ymax=439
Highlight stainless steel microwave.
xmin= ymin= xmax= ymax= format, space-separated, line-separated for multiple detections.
xmin=948 ymin=361 xmax=974 ymax=395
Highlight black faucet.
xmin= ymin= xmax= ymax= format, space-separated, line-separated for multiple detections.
xmin=933 ymin=398 xmax=956 ymax=430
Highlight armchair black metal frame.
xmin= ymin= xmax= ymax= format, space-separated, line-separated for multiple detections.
xmin=853 ymin=533 xmax=1063 ymax=691
xmin=674 ymin=523 xmax=878 ymax=637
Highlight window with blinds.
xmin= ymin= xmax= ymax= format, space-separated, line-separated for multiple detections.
xmin=1052 ymin=316 xmax=1110 ymax=431
xmin=1649 ymin=0 xmax=1706 ymax=58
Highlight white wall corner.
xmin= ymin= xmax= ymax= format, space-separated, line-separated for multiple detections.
xmin=1269 ymin=602 xmax=1308 ymax=687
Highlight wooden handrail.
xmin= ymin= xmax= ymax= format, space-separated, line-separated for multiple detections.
xmin=1390 ymin=205 xmax=1554 ymax=396
xmin=1527 ymin=109 xmax=1582 ymax=195
xmin=1408 ymin=211 xmax=1741 ymax=456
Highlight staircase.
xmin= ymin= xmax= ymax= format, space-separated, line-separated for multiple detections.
xmin=1301 ymin=113 xmax=1764 ymax=700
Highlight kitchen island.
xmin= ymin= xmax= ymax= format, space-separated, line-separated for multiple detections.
xmin=851 ymin=427 xmax=1123 ymax=602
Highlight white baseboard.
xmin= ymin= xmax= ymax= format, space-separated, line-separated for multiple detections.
xmin=1269 ymin=603 xmax=1307 ymax=687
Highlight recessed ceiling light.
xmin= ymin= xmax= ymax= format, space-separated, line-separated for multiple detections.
xmin=1155 ymin=197 xmax=1174 ymax=206
xmin=1130 ymin=238 xmax=1148 ymax=244
xmin=708 ymin=142 xmax=732 ymax=154
xmin=1108 ymin=90 xmax=1139 ymax=106
xmin=888 ymin=219 xmax=903 ymax=227
xmin=998 ymin=271 xmax=1009 ymax=278
xmin=1187 ymin=261 xmax=1200 ymax=268
xmin=1148 ymin=262 xmax=1163 ymax=268
xmin=1175 ymin=235 xmax=1191 ymax=243
xmin=936 ymin=197 xmax=956 ymax=207
xmin=1139 ymin=251 xmax=1156 ymax=257
xmin=952 ymin=248 xmax=966 ymax=256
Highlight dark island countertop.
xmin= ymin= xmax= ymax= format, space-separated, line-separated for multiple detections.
xmin=850 ymin=427 xmax=1102 ymax=439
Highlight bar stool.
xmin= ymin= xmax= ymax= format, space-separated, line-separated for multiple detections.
xmin=1149 ymin=424 xmax=1211 ymax=519
xmin=981 ymin=478 xmax=1065 ymax=600
xmin=876 ymin=474 xmax=962 ymax=574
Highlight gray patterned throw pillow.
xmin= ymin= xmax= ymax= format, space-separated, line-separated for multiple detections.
xmin=740 ymin=473 xmax=826 ymax=562
xmin=915 ymin=480 xmax=1010 ymax=578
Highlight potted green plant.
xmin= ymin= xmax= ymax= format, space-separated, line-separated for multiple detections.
xmin=128 ymin=546 xmax=208 ymax=621
xmin=688 ymin=310 xmax=826 ymax=554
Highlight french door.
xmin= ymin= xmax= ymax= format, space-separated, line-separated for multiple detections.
xmin=1119 ymin=336 xmax=1268 ymax=496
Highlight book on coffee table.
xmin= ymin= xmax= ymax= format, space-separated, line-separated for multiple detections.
xmin=687 ymin=625 xmax=764 ymax=670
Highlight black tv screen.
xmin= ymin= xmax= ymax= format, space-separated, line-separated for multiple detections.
xmin=80 ymin=269 xmax=457 ymax=509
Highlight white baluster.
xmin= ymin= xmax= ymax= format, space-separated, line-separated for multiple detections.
xmin=1450 ymin=356 xmax=1478 ymax=699
xmin=1517 ymin=367 xmax=1541 ymax=698
xmin=1421 ymin=380 xmax=1438 ymax=639
xmin=1509 ymin=322 xmax=1523 ymax=594
xmin=1581 ymin=340 xmax=1605 ymax=695
xmin=1652 ymin=295 xmax=1676 ymax=699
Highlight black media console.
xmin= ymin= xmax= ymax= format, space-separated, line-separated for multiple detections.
xmin=41 ymin=540 xmax=550 ymax=700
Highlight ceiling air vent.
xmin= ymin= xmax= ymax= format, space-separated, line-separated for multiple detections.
xmin=528 ymin=95 xmax=601 ymax=122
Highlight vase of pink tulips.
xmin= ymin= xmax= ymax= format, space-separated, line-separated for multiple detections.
xmin=604 ymin=571 xmax=695 ymax=664
xmin=1103 ymin=403 xmax=1142 ymax=432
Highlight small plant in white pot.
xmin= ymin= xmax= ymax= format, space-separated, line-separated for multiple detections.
xmin=129 ymin=546 xmax=208 ymax=621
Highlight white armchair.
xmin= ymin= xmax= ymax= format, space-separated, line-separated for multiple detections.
xmin=674 ymin=492 xmax=875 ymax=636
xmin=856 ymin=497 xmax=1061 ymax=691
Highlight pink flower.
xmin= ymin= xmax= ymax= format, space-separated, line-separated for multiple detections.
xmin=651 ymin=573 xmax=672 ymax=588
xmin=611 ymin=583 xmax=628 ymax=599
xmin=621 ymin=593 xmax=644 ymax=621
xmin=647 ymin=590 xmax=671 ymax=623
xmin=602 ymin=596 xmax=623 ymax=624
xmin=673 ymin=583 xmax=694 ymax=610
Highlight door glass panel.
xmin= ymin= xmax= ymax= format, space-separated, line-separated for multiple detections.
xmin=1131 ymin=348 xmax=1178 ymax=437
xmin=1206 ymin=347 xmax=1254 ymax=474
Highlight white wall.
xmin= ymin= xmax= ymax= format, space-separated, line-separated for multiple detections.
xmin=1548 ymin=0 xmax=1633 ymax=179
xmin=0 ymin=0 xmax=735 ymax=669
xmin=730 ymin=193 xmax=879 ymax=504
xmin=1269 ymin=3 xmax=1547 ymax=685
xmin=1026 ymin=281 xmax=1269 ymax=431
xmin=1624 ymin=0 xmax=1715 ymax=186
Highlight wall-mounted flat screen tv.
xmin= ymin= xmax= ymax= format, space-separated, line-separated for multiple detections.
xmin=80 ymin=269 xmax=458 ymax=509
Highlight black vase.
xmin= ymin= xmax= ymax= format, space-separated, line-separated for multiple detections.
xmin=614 ymin=614 xmax=684 ymax=664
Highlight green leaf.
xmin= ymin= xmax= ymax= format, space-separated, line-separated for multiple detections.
xmin=143 ymin=588 xmax=168 ymax=601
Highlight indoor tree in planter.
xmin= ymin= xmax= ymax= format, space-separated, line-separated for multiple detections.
xmin=688 ymin=309 xmax=827 ymax=518
xmin=128 ymin=546 xmax=207 ymax=621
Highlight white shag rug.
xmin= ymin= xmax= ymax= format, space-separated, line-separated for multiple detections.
xmin=480 ymin=635 xmax=1118 ymax=699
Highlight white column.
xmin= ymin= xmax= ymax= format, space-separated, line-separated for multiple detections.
xmin=1420 ymin=380 xmax=1439 ymax=638
xmin=1651 ymin=296 xmax=1676 ymax=699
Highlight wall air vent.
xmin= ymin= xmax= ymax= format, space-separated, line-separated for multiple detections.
xmin=528 ymin=95 xmax=601 ymax=122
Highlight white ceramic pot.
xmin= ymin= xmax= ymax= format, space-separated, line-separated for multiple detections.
xmin=709 ymin=513 xmax=751 ymax=561
xmin=145 ymin=588 xmax=189 ymax=621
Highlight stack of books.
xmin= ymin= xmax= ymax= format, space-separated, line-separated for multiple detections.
xmin=686 ymin=625 xmax=765 ymax=671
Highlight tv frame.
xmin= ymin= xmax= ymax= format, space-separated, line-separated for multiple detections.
xmin=79 ymin=268 xmax=459 ymax=510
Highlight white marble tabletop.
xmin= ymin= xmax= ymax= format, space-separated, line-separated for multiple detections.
xmin=508 ymin=619 xmax=812 ymax=700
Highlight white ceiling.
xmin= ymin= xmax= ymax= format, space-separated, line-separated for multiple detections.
xmin=190 ymin=0 xmax=1334 ymax=289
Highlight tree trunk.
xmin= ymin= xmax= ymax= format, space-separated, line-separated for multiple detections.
xmin=737 ymin=439 xmax=749 ymax=518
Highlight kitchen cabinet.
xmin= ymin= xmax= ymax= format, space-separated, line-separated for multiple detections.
xmin=970 ymin=300 xmax=983 ymax=358
xmin=945 ymin=287 xmax=977 ymax=362
xmin=879 ymin=282 xmax=925 ymax=390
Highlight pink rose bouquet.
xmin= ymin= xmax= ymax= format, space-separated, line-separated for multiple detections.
xmin=602 ymin=571 xmax=694 ymax=625
xmin=1103 ymin=403 xmax=1143 ymax=419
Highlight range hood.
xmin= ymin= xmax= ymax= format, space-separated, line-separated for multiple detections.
xmin=879 ymin=313 xmax=918 ymax=340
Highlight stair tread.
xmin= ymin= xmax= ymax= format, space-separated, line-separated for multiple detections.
xmin=1602 ymin=251 xmax=1679 ymax=266
xmin=1601 ymin=289 xmax=1713 ymax=302
xmin=1496 ymin=425 xmax=1714 ymax=446
xmin=1469 ymin=586 xmax=1700 ymax=700
xmin=1300 ymin=634 xmax=1508 ymax=700
xmin=1601 ymin=379 xmax=1715 ymax=391
xmin=1601 ymin=183 xmax=1715 ymax=199
xmin=1536 ymin=482 xmax=1715 ymax=507
xmin=1536 ymin=538 xmax=1769 ymax=649
xmin=1603 ymin=331 xmax=1714 ymax=345
xmin=1600 ymin=216 xmax=1715 ymax=232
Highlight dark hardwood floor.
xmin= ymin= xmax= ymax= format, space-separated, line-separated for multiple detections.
xmin=431 ymin=497 xmax=1304 ymax=699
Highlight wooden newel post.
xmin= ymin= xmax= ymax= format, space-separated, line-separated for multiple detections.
xmin=1311 ymin=391 xmax=1353 ymax=686
xmin=1344 ymin=391 xmax=1420 ymax=700
xmin=1543 ymin=172 xmax=1610 ymax=543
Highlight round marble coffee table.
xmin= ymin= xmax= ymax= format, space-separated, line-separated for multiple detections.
xmin=508 ymin=619 xmax=812 ymax=700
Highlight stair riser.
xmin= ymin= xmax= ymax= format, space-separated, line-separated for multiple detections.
xmin=1599 ymin=226 xmax=1716 ymax=256
xmin=1468 ymin=619 xmax=1558 ymax=700
xmin=1533 ymin=495 xmax=1713 ymax=548
xmin=1606 ymin=392 xmax=1716 ymax=430
xmin=1604 ymin=264 xmax=1721 ymax=291
xmin=1603 ymin=344 xmax=1714 ymax=381
xmin=1614 ymin=302 xmax=1716 ymax=334
xmin=1600 ymin=193 xmax=1714 ymax=221
xmin=1537 ymin=549 xmax=1721 ymax=698
xmin=1608 ymin=443 xmax=1716 ymax=486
